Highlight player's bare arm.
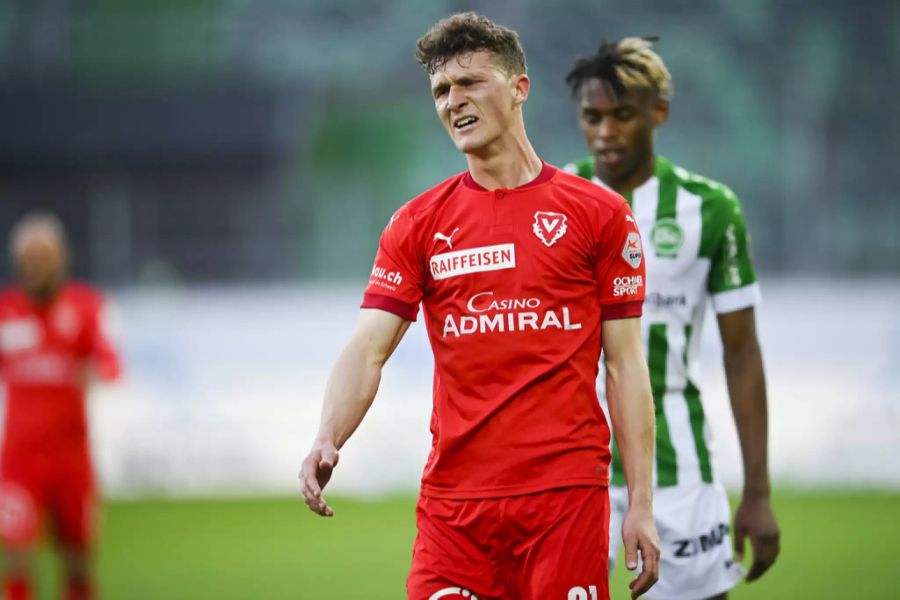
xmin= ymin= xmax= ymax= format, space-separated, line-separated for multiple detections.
xmin=718 ymin=307 xmax=780 ymax=581
xmin=300 ymin=308 xmax=410 ymax=517
xmin=603 ymin=316 xmax=659 ymax=599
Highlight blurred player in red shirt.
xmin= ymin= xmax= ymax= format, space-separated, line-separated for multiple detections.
xmin=301 ymin=13 xmax=660 ymax=600
xmin=0 ymin=213 xmax=121 ymax=600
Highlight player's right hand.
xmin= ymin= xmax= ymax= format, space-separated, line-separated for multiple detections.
xmin=300 ymin=442 xmax=340 ymax=517
xmin=622 ymin=503 xmax=660 ymax=599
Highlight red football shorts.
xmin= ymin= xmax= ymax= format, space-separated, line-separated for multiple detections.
xmin=0 ymin=458 xmax=97 ymax=550
xmin=408 ymin=486 xmax=610 ymax=600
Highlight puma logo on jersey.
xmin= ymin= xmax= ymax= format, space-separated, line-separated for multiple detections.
xmin=625 ymin=214 xmax=636 ymax=224
xmin=433 ymin=228 xmax=460 ymax=249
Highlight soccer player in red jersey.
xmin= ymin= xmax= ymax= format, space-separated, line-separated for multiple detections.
xmin=0 ymin=213 xmax=121 ymax=600
xmin=301 ymin=13 xmax=660 ymax=599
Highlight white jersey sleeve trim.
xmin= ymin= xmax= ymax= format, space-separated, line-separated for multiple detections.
xmin=711 ymin=282 xmax=761 ymax=314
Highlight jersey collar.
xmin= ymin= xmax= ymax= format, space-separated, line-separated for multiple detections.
xmin=462 ymin=161 xmax=557 ymax=192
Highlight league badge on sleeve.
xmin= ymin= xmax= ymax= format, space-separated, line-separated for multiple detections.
xmin=532 ymin=211 xmax=568 ymax=247
xmin=621 ymin=232 xmax=643 ymax=268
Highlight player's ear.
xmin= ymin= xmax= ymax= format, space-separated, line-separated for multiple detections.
xmin=512 ymin=73 xmax=530 ymax=106
xmin=653 ymin=98 xmax=669 ymax=126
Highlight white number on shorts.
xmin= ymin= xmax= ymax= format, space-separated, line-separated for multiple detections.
xmin=567 ymin=585 xmax=598 ymax=600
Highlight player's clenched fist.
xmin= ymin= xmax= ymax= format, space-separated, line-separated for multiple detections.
xmin=300 ymin=442 xmax=340 ymax=517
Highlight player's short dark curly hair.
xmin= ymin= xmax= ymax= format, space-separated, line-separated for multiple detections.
xmin=415 ymin=12 xmax=527 ymax=76
xmin=565 ymin=37 xmax=672 ymax=100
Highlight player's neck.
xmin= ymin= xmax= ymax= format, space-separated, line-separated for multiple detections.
xmin=464 ymin=126 xmax=542 ymax=191
xmin=22 ymin=281 xmax=63 ymax=307
xmin=600 ymin=153 xmax=656 ymax=197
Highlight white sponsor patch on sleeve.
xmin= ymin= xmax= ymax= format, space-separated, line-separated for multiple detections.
xmin=621 ymin=232 xmax=643 ymax=269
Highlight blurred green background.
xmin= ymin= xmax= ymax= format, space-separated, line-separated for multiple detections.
xmin=17 ymin=491 xmax=900 ymax=599
xmin=1 ymin=0 xmax=898 ymax=284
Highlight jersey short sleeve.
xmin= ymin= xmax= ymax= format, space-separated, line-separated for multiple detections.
xmin=89 ymin=296 xmax=122 ymax=381
xmin=705 ymin=190 xmax=761 ymax=314
xmin=361 ymin=207 xmax=425 ymax=321
xmin=595 ymin=201 xmax=646 ymax=321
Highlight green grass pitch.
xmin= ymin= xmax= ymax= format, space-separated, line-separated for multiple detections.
xmin=21 ymin=490 xmax=900 ymax=599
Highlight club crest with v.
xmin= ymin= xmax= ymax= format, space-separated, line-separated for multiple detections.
xmin=532 ymin=211 xmax=568 ymax=247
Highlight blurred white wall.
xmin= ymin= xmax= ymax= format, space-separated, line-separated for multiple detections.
xmin=72 ymin=278 xmax=900 ymax=498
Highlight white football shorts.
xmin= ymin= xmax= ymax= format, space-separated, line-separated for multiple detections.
xmin=608 ymin=482 xmax=745 ymax=599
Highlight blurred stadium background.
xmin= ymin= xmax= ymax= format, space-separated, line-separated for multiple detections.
xmin=1 ymin=0 xmax=898 ymax=598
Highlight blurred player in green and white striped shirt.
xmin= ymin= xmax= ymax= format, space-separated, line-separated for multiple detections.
xmin=564 ymin=38 xmax=779 ymax=599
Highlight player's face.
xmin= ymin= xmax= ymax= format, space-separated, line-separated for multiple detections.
xmin=14 ymin=230 xmax=67 ymax=302
xmin=577 ymin=78 xmax=667 ymax=190
xmin=430 ymin=51 xmax=525 ymax=156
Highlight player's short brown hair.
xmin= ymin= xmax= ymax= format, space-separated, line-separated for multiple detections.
xmin=415 ymin=12 xmax=527 ymax=76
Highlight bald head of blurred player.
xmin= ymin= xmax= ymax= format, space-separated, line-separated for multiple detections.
xmin=566 ymin=38 xmax=672 ymax=195
xmin=10 ymin=213 xmax=69 ymax=304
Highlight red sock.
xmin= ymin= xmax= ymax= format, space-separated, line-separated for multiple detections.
xmin=65 ymin=579 xmax=93 ymax=600
xmin=5 ymin=577 xmax=31 ymax=600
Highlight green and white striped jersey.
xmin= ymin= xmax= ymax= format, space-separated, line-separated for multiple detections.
xmin=564 ymin=155 xmax=760 ymax=488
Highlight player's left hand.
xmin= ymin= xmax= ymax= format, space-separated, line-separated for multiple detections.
xmin=299 ymin=441 xmax=340 ymax=517
xmin=733 ymin=494 xmax=780 ymax=581
xmin=622 ymin=503 xmax=660 ymax=599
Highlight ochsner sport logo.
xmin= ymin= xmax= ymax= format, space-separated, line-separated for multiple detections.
xmin=444 ymin=291 xmax=582 ymax=338
xmin=428 ymin=587 xmax=478 ymax=600
xmin=613 ymin=275 xmax=643 ymax=297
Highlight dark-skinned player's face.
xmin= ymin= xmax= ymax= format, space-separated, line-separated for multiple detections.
xmin=14 ymin=229 xmax=67 ymax=303
xmin=576 ymin=78 xmax=667 ymax=188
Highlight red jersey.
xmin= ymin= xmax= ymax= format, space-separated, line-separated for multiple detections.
xmin=362 ymin=163 xmax=646 ymax=499
xmin=0 ymin=282 xmax=121 ymax=462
